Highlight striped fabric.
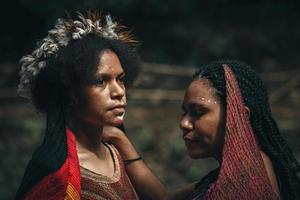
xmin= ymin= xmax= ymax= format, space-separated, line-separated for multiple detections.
xmin=16 ymin=116 xmax=138 ymax=200
xmin=19 ymin=128 xmax=81 ymax=200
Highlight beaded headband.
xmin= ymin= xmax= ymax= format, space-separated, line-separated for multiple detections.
xmin=18 ymin=11 xmax=138 ymax=98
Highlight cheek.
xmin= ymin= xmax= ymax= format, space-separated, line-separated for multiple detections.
xmin=191 ymin=119 xmax=224 ymax=158
xmin=194 ymin=118 xmax=216 ymax=140
xmin=81 ymin=91 xmax=109 ymax=115
xmin=194 ymin=115 xmax=224 ymax=148
xmin=88 ymin=100 xmax=106 ymax=116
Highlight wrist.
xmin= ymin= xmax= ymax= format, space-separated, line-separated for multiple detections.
xmin=123 ymin=156 xmax=143 ymax=166
xmin=118 ymin=141 xmax=140 ymax=160
xmin=112 ymin=135 xmax=140 ymax=160
xmin=110 ymin=132 xmax=129 ymax=148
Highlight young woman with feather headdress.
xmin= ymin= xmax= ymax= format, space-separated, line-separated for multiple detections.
xmin=16 ymin=10 xmax=168 ymax=200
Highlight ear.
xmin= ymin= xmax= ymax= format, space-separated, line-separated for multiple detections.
xmin=244 ymin=106 xmax=250 ymax=117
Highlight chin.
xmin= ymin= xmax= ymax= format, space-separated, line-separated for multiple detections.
xmin=109 ymin=118 xmax=124 ymax=126
xmin=187 ymin=149 xmax=210 ymax=159
xmin=188 ymin=152 xmax=202 ymax=159
xmin=113 ymin=121 xmax=123 ymax=126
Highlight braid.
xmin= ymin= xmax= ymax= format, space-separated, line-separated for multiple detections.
xmin=193 ymin=60 xmax=300 ymax=199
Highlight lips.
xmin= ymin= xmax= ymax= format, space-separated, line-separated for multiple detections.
xmin=183 ymin=137 xmax=197 ymax=143
xmin=109 ymin=104 xmax=126 ymax=115
xmin=109 ymin=104 xmax=126 ymax=125
xmin=183 ymin=135 xmax=200 ymax=143
xmin=111 ymin=107 xmax=125 ymax=113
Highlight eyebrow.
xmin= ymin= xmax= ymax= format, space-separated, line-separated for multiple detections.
xmin=191 ymin=102 xmax=207 ymax=109
xmin=95 ymin=71 xmax=125 ymax=78
xmin=118 ymin=72 xmax=126 ymax=77
xmin=184 ymin=102 xmax=208 ymax=112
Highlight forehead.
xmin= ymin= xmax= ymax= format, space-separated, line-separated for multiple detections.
xmin=185 ymin=79 xmax=217 ymax=102
xmin=95 ymin=49 xmax=124 ymax=74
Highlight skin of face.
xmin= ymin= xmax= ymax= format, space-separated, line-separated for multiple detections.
xmin=75 ymin=49 xmax=127 ymax=127
xmin=180 ymin=79 xmax=225 ymax=159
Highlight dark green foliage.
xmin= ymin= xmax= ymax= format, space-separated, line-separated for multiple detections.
xmin=1 ymin=1 xmax=300 ymax=198
xmin=0 ymin=117 xmax=44 ymax=200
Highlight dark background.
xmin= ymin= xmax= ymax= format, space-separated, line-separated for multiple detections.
xmin=1 ymin=0 xmax=300 ymax=199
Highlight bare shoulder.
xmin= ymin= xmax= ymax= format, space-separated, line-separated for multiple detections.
xmin=260 ymin=151 xmax=281 ymax=197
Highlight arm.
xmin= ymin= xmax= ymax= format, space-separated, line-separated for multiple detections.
xmin=102 ymin=126 xmax=196 ymax=200
xmin=102 ymin=126 xmax=167 ymax=200
xmin=167 ymin=182 xmax=196 ymax=200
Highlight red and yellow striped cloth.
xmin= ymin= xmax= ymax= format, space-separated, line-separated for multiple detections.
xmin=22 ymin=128 xmax=81 ymax=200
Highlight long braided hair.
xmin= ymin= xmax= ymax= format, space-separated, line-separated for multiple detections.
xmin=192 ymin=60 xmax=300 ymax=199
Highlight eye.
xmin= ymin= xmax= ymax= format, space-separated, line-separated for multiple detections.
xmin=117 ymin=74 xmax=126 ymax=84
xmin=94 ymin=77 xmax=107 ymax=87
xmin=118 ymin=75 xmax=125 ymax=83
xmin=190 ymin=109 xmax=204 ymax=118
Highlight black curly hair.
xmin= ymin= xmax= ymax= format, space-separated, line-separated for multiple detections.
xmin=31 ymin=34 xmax=141 ymax=113
xmin=192 ymin=60 xmax=300 ymax=199
xmin=16 ymin=33 xmax=140 ymax=200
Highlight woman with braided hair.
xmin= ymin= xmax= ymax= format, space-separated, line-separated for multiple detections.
xmin=104 ymin=60 xmax=300 ymax=199
xmin=15 ymin=11 xmax=167 ymax=199
xmin=181 ymin=60 xmax=300 ymax=199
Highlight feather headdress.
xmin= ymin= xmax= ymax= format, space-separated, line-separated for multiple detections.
xmin=18 ymin=11 xmax=138 ymax=99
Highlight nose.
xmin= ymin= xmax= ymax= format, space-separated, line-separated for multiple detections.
xmin=180 ymin=115 xmax=193 ymax=132
xmin=110 ymin=81 xmax=125 ymax=99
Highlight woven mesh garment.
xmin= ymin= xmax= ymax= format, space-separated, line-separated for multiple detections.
xmin=192 ymin=64 xmax=279 ymax=200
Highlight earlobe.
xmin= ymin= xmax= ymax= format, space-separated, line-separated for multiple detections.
xmin=245 ymin=106 xmax=250 ymax=117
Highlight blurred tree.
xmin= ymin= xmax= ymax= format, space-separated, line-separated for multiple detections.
xmin=1 ymin=0 xmax=300 ymax=70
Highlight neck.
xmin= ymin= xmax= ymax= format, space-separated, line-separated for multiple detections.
xmin=69 ymin=113 xmax=105 ymax=156
xmin=212 ymin=140 xmax=224 ymax=163
xmin=77 ymin=122 xmax=104 ymax=151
